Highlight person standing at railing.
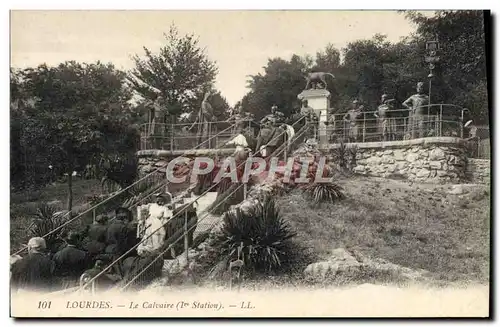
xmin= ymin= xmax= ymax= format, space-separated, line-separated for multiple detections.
xmin=52 ymin=231 xmax=92 ymax=289
xmin=81 ymin=214 xmax=109 ymax=258
xmin=10 ymin=237 xmax=55 ymax=293
xmin=374 ymin=94 xmax=396 ymax=141
xmin=343 ymin=100 xmax=363 ymax=142
xmin=402 ymin=82 xmax=429 ymax=139
xmin=105 ymin=207 xmax=134 ymax=276
xmin=260 ymin=105 xmax=285 ymax=128
xmin=464 ymin=120 xmax=480 ymax=157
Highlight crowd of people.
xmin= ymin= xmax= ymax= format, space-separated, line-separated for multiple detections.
xmin=10 ymin=203 xmax=156 ymax=293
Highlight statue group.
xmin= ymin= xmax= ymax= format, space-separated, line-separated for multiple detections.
xmin=145 ymin=75 xmax=436 ymax=151
xmin=326 ymin=81 xmax=431 ymax=143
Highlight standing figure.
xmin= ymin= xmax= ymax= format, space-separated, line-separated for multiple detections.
xmin=402 ymin=82 xmax=429 ymax=139
xmin=227 ymin=105 xmax=247 ymax=136
xmin=52 ymin=232 xmax=92 ymax=289
xmin=300 ymin=100 xmax=319 ymax=139
xmin=260 ymin=105 xmax=285 ymax=128
xmin=325 ymin=108 xmax=338 ymax=142
xmin=82 ymin=214 xmax=109 ymax=258
xmin=189 ymin=91 xmax=216 ymax=149
xmin=374 ymin=94 xmax=395 ymax=141
xmin=256 ymin=105 xmax=286 ymax=156
xmin=10 ymin=237 xmax=55 ymax=293
xmin=105 ymin=207 xmax=134 ymax=276
xmin=343 ymin=100 xmax=363 ymax=142
xmin=148 ymin=95 xmax=168 ymax=149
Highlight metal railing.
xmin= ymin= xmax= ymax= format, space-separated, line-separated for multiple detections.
xmin=78 ymin=116 xmax=308 ymax=292
xmin=465 ymin=125 xmax=490 ymax=159
xmin=139 ymin=119 xmax=259 ymax=151
xmin=325 ymin=104 xmax=468 ymax=144
xmin=11 ymin=122 xmax=239 ymax=257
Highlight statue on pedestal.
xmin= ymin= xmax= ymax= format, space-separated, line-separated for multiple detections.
xmin=343 ymin=100 xmax=363 ymax=142
xmin=374 ymin=94 xmax=396 ymax=141
xmin=402 ymin=82 xmax=429 ymax=139
xmin=300 ymin=99 xmax=319 ymax=139
xmin=146 ymin=95 xmax=169 ymax=149
xmin=227 ymin=104 xmax=246 ymax=135
xmin=304 ymin=72 xmax=336 ymax=90
xmin=188 ymin=91 xmax=216 ymax=149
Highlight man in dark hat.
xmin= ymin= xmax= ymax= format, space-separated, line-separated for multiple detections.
xmin=82 ymin=214 xmax=109 ymax=258
xmin=11 ymin=237 xmax=55 ymax=293
xmin=106 ymin=208 xmax=131 ymax=255
xmin=80 ymin=259 xmax=120 ymax=291
xmin=53 ymin=231 xmax=92 ymax=288
xmin=106 ymin=207 xmax=137 ymax=276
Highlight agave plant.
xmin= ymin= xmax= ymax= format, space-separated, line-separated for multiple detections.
xmin=301 ymin=182 xmax=344 ymax=205
xmin=27 ymin=203 xmax=70 ymax=252
xmin=211 ymin=196 xmax=297 ymax=275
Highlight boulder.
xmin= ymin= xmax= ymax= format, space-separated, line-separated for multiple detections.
xmin=303 ymin=248 xmax=428 ymax=285
xmin=429 ymin=148 xmax=446 ymax=160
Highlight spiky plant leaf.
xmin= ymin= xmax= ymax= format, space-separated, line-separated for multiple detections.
xmin=302 ymin=182 xmax=344 ymax=204
xmin=28 ymin=203 xmax=70 ymax=251
xmin=212 ymin=196 xmax=297 ymax=274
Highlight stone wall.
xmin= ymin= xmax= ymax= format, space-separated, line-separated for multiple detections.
xmin=136 ymin=148 xmax=236 ymax=176
xmin=466 ymin=158 xmax=490 ymax=185
xmin=328 ymin=137 xmax=468 ymax=183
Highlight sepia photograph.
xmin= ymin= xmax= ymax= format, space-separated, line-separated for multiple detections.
xmin=8 ymin=8 xmax=492 ymax=318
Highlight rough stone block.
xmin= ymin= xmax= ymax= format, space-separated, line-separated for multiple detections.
xmin=429 ymin=161 xmax=442 ymax=169
xmin=406 ymin=152 xmax=419 ymax=162
xmin=393 ymin=149 xmax=406 ymax=161
xmin=429 ymin=148 xmax=446 ymax=160
xmin=416 ymin=168 xmax=431 ymax=178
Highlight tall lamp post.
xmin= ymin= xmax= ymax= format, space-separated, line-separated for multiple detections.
xmin=425 ymin=39 xmax=440 ymax=106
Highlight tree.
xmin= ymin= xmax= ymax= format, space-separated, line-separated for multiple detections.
xmin=241 ymin=55 xmax=312 ymax=120
xmin=14 ymin=61 xmax=138 ymax=211
xmin=128 ymin=24 xmax=218 ymax=121
xmin=403 ymin=10 xmax=489 ymax=123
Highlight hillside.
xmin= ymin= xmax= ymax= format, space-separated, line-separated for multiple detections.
xmin=277 ymin=176 xmax=490 ymax=284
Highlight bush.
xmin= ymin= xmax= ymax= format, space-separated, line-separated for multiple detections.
xmin=211 ymin=196 xmax=297 ymax=275
xmin=28 ymin=203 xmax=70 ymax=253
xmin=301 ymin=182 xmax=344 ymax=205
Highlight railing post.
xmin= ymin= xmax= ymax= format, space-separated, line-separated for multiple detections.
xmin=92 ymin=209 xmax=96 ymax=224
xmin=362 ymin=114 xmax=366 ymax=143
xmin=184 ymin=210 xmax=189 ymax=265
xmin=170 ymin=122 xmax=174 ymax=152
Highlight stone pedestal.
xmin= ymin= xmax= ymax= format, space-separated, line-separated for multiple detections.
xmin=298 ymin=89 xmax=330 ymax=148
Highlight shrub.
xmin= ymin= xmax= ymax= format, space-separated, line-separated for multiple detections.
xmin=301 ymin=182 xmax=344 ymax=205
xmin=28 ymin=203 xmax=70 ymax=252
xmin=211 ymin=196 xmax=297 ymax=275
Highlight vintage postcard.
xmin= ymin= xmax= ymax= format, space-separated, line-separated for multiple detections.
xmin=9 ymin=9 xmax=491 ymax=318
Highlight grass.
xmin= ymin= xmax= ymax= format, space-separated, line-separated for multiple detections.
xmin=277 ymin=176 xmax=490 ymax=285
xmin=10 ymin=178 xmax=103 ymax=252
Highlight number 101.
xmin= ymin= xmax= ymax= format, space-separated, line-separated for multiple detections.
xmin=38 ymin=301 xmax=51 ymax=309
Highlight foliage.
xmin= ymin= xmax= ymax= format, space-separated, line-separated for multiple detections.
xmin=301 ymin=182 xmax=344 ymax=205
xmin=212 ymin=196 xmax=297 ymax=274
xmin=239 ymin=11 xmax=489 ymax=124
xmin=241 ymin=55 xmax=312 ymax=120
xmin=128 ymin=24 xmax=219 ymax=120
xmin=10 ymin=62 xmax=139 ymax=208
xmin=330 ymin=140 xmax=358 ymax=172
xmin=27 ymin=203 xmax=70 ymax=252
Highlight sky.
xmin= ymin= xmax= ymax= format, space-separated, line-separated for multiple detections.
xmin=10 ymin=10 xmax=426 ymax=106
